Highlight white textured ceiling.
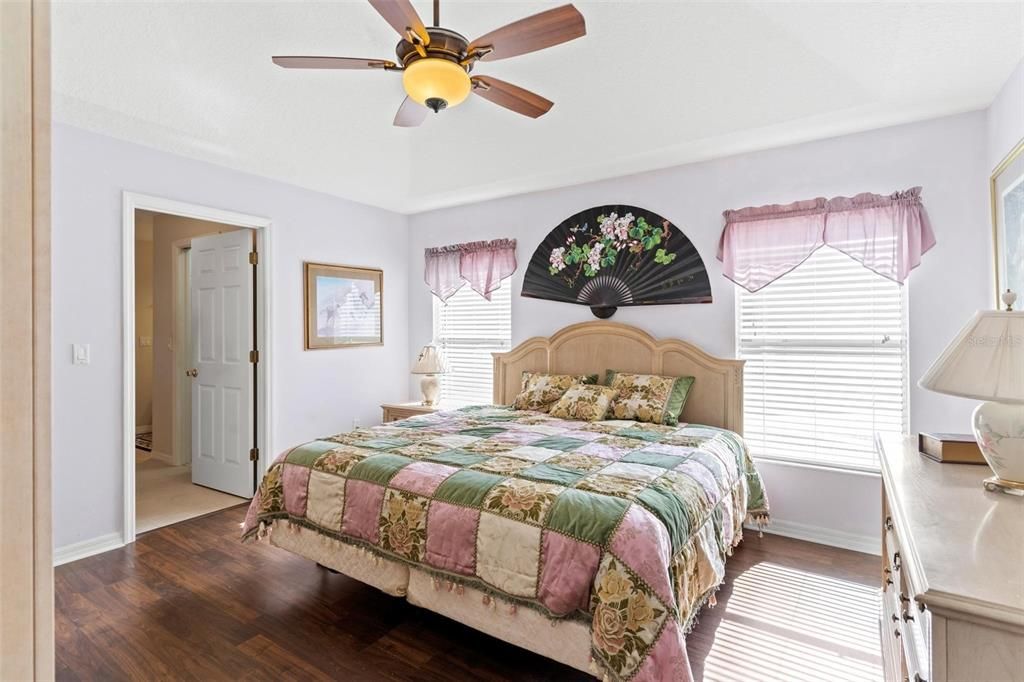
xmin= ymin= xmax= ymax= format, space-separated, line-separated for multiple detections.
xmin=54 ymin=1 xmax=1024 ymax=213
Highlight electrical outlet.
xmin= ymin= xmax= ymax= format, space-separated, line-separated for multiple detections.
xmin=352 ymin=417 xmax=361 ymax=430
xmin=72 ymin=344 xmax=90 ymax=365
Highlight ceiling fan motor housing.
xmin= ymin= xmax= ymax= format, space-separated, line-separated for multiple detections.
xmin=396 ymin=27 xmax=472 ymax=68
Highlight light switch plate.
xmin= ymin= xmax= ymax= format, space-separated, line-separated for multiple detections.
xmin=72 ymin=344 xmax=90 ymax=365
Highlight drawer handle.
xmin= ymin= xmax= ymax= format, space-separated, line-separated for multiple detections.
xmin=893 ymin=628 xmax=901 ymax=639
xmin=891 ymin=613 xmax=900 ymax=623
xmin=899 ymin=593 xmax=911 ymax=604
xmin=892 ymin=551 xmax=901 ymax=571
xmin=902 ymin=611 xmax=915 ymax=623
xmin=885 ymin=516 xmax=893 ymax=531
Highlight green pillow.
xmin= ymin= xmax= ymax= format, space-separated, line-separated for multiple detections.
xmin=604 ymin=370 xmax=695 ymax=426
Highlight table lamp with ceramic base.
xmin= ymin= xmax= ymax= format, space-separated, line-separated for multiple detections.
xmin=412 ymin=344 xmax=447 ymax=406
xmin=919 ymin=291 xmax=1024 ymax=495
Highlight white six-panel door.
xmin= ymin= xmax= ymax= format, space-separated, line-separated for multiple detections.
xmin=189 ymin=229 xmax=254 ymax=498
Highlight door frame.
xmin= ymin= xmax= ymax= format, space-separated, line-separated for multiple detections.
xmin=122 ymin=192 xmax=273 ymax=544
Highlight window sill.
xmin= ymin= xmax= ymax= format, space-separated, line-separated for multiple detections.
xmin=750 ymin=454 xmax=882 ymax=477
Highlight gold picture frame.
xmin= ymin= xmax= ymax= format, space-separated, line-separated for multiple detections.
xmin=991 ymin=136 xmax=1024 ymax=308
xmin=304 ymin=262 xmax=383 ymax=349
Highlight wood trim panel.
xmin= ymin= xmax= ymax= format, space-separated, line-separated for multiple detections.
xmin=493 ymin=321 xmax=744 ymax=433
xmin=0 ymin=0 xmax=53 ymax=677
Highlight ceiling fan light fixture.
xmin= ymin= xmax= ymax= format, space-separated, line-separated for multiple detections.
xmin=402 ymin=58 xmax=471 ymax=112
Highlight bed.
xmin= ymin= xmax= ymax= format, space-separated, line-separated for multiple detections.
xmin=242 ymin=321 xmax=769 ymax=681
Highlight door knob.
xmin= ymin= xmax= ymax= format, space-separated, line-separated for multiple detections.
xmin=186 ymin=368 xmax=198 ymax=377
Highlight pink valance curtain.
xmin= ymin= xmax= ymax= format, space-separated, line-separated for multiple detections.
xmin=717 ymin=187 xmax=935 ymax=293
xmin=425 ymin=239 xmax=517 ymax=302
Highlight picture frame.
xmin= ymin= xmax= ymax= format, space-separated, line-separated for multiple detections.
xmin=304 ymin=262 xmax=383 ymax=349
xmin=991 ymin=136 xmax=1024 ymax=308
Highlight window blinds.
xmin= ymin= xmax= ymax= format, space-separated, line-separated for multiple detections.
xmin=736 ymin=247 xmax=908 ymax=471
xmin=434 ymin=283 xmax=512 ymax=406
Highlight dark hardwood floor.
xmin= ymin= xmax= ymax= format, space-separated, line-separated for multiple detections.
xmin=56 ymin=506 xmax=881 ymax=681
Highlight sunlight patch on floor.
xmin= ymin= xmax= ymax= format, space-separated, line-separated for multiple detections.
xmin=702 ymin=561 xmax=882 ymax=682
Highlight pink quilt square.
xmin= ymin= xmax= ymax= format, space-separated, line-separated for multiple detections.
xmin=281 ymin=464 xmax=311 ymax=517
xmin=341 ymin=479 xmax=386 ymax=544
xmin=424 ymin=501 xmax=480 ymax=576
xmin=576 ymin=442 xmax=628 ymax=460
xmin=389 ymin=461 xmax=459 ymax=497
xmin=538 ymin=530 xmax=601 ymax=616
xmin=610 ymin=504 xmax=674 ymax=607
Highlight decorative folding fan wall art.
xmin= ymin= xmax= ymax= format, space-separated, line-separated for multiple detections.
xmin=522 ymin=205 xmax=712 ymax=318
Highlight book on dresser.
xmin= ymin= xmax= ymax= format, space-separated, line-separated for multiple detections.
xmin=876 ymin=434 xmax=1024 ymax=682
xmin=917 ymin=432 xmax=986 ymax=464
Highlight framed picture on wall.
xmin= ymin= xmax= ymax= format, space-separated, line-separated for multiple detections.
xmin=304 ymin=262 xmax=383 ymax=349
xmin=992 ymin=137 xmax=1024 ymax=307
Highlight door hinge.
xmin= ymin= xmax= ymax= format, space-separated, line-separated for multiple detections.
xmin=249 ymin=447 xmax=259 ymax=462
xmin=248 ymin=250 xmax=258 ymax=265
xmin=249 ymin=349 xmax=259 ymax=363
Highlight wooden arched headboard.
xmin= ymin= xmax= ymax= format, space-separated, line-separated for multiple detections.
xmin=492 ymin=321 xmax=744 ymax=434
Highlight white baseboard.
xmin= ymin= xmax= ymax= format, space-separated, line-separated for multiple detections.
xmin=748 ymin=518 xmax=880 ymax=556
xmin=54 ymin=532 xmax=124 ymax=566
xmin=147 ymin=449 xmax=173 ymax=464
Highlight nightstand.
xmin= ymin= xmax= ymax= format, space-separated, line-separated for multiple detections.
xmin=381 ymin=401 xmax=442 ymax=423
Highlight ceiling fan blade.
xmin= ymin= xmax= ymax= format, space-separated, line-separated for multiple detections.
xmin=394 ymin=96 xmax=428 ymax=127
xmin=467 ymin=4 xmax=585 ymax=62
xmin=368 ymin=0 xmax=430 ymax=45
xmin=272 ymin=56 xmax=396 ymax=70
xmin=471 ymin=76 xmax=553 ymax=118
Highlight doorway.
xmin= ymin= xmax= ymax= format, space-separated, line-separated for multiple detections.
xmin=123 ymin=194 xmax=273 ymax=543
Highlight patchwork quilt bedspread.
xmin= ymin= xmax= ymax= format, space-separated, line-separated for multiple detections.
xmin=242 ymin=406 xmax=769 ymax=682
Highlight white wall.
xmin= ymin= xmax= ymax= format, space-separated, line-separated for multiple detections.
xmin=408 ymin=111 xmax=991 ymax=553
xmin=988 ymin=58 xmax=1024 ymax=172
xmin=52 ymin=124 xmax=410 ymax=553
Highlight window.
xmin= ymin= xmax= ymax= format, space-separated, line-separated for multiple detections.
xmin=433 ymin=284 xmax=512 ymax=405
xmin=736 ymin=247 xmax=908 ymax=471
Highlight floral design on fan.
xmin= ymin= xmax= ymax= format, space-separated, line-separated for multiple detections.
xmin=547 ymin=212 xmax=677 ymax=286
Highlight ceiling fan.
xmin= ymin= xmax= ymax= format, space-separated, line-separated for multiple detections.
xmin=272 ymin=0 xmax=586 ymax=127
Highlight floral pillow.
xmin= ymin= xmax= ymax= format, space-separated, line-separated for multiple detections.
xmin=604 ymin=371 xmax=694 ymax=425
xmin=511 ymin=372 xmax=598 ymax=412
xmin=549 ymin=384 xmax=619 ymax=422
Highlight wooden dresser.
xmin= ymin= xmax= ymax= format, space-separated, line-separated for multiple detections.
xmin=380 ymin=401 xmax=442 ymax=423
xmin=877 ymin=434 xmax=1024 ymax=682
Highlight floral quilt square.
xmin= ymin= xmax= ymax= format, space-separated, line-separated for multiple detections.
xmin=313 ymin=446 xmax=368 ymax=476
xmin=470 ymin=456 xmax=536 ymax=476
xmin=546 ymin=452 xmax=612 ymax=474
xmin=393 ymin=441 xmax=450 ymax=459
xmin=591 ymin=555 xmax=670 ymax=680
xmin=575 ymin=473 xmax=648 ymax=500
xmin=482 ymin=478 xmax=563 ymax=525
xmin=459 ymin=438 xmax=516 ymax=455
xmin=378 ymin=488 xmax=429 ymax=561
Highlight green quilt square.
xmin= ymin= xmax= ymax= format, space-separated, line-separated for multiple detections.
xmin=433 ymin=470 xmax=504 ymax=507
xmin=546 ymin=489 xmax=629 ymax=547
xmin=458 ymin=426 xmax=507 ymax=438
xmin=285 ymin=440 xmax=341 ymax=467
xmin=614 ymin=428 xmax=664 ymax=443
xmin=519 ymin=463 xmax=585 ymax=487
xmin=347 ymin=453 xmax=415 ymax=486
xmin=425 ymin=449 xmax=490 ymax=467
xmin=622 ymin=450 xmax=687 ymax=469
xmin=528 ymin=436 xmax=588 ymax=452
xmin=358 ymin=437 xmax=412 ymax=450
xmin=637 ymin=486 xmax=690 ymax=552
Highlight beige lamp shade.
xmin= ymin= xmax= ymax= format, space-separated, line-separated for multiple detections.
xmin=412 ymin=345 xmax=447 ymax=375
xmin=919 ymin=311 xmax=1024 ymax=404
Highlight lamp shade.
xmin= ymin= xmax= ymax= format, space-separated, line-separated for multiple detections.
xmin=919 ymin=311 xmax=1024 ymax=404
xmin=412 ymin=345 xmax=447 ymax=374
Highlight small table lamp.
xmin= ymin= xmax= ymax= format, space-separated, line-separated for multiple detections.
xmin=919 ymin=297 xmax=1024 ymax=492
xmin=412 ymin=345 xmax=447 ymax=406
